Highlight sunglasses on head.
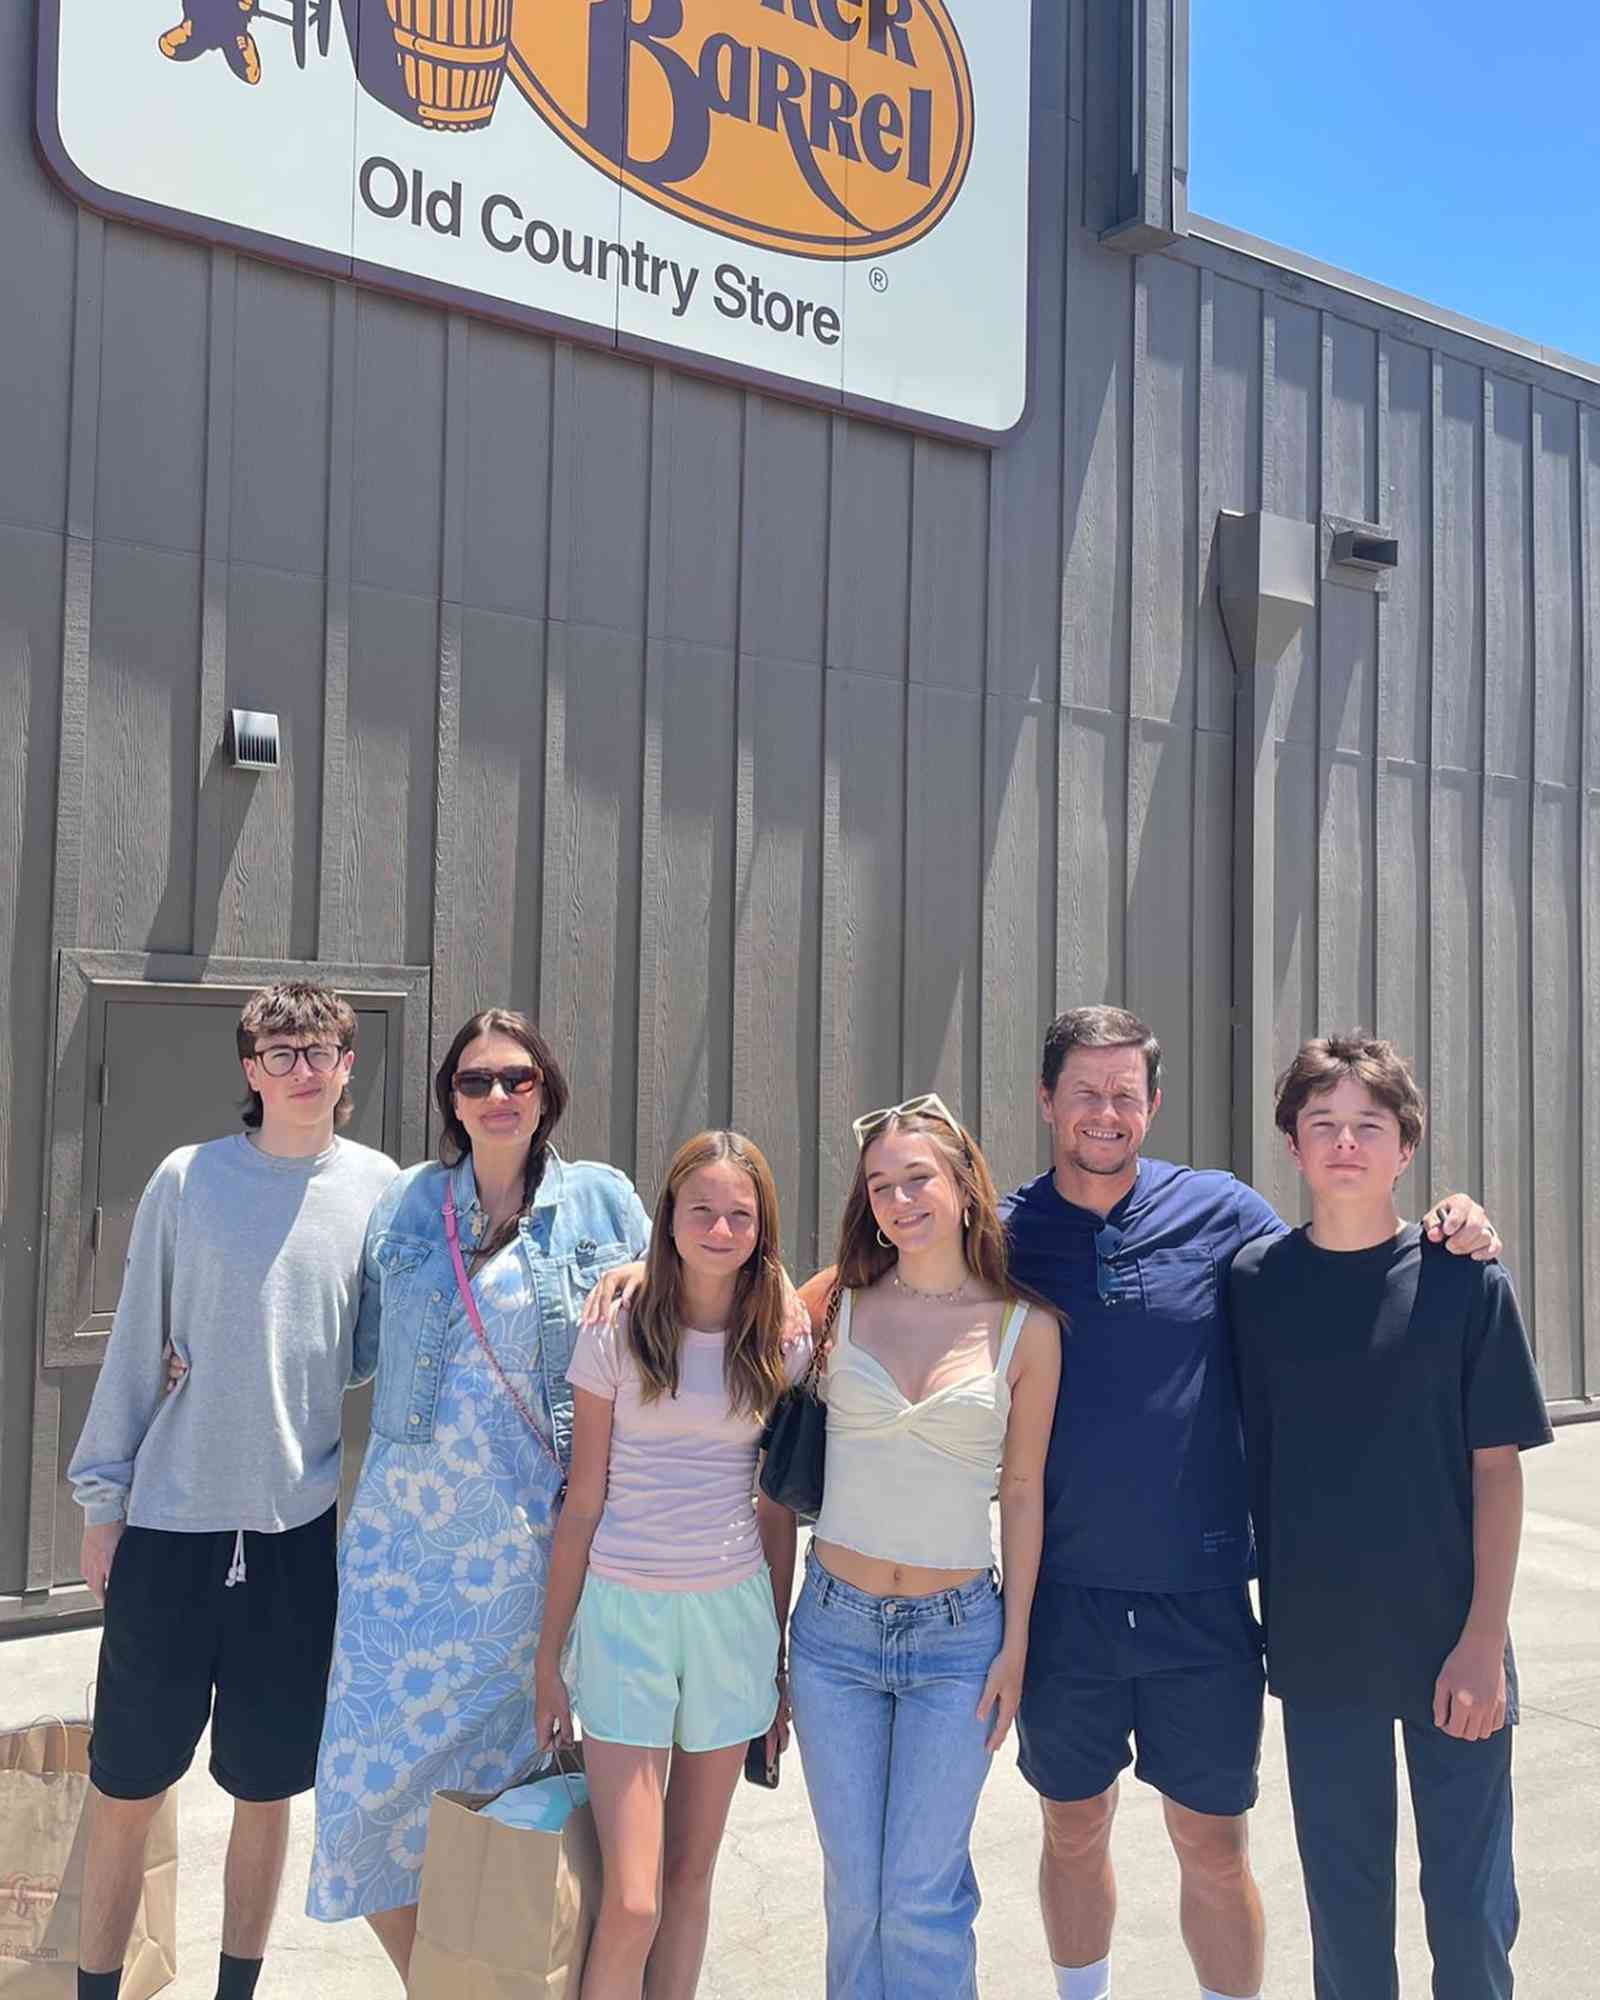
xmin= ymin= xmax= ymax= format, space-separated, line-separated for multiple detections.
xmin=851 ymin=1091 xmax=965 ymax=1153
xmin=453 ymin=1066 xmax=542 ymax=1100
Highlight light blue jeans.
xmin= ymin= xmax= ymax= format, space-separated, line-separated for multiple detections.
xmin=788 ymin=1549 xmax=1003 ymax=2000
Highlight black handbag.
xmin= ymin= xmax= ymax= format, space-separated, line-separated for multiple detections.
xmin=757 ymin=1287 xmax=839 ymax=1525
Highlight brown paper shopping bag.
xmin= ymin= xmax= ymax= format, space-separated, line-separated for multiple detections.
xmin=408 ymin=1744 xmax=601 ymax=2000
xmin=0 ymin=1718 xmax=177 ymax=2000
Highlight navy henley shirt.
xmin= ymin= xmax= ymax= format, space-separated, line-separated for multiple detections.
xmin=1001 ymin=1158 xmax=1286 ymax=1594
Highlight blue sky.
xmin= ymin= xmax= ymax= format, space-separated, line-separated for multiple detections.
xmin=1190 ymin=2 xmax=1600 ymax=364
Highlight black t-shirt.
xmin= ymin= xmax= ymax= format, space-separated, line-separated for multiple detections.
xmin=1230 ymin=1224 xmax=1551 ymax=1724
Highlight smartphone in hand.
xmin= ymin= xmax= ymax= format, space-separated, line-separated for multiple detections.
xmin=743 ymin=1733 xmax=779 ymax=1789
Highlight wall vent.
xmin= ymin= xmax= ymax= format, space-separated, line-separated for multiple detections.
xmin=1330 ymin=529 xmax=1400 ymax=571
xmin=227 ymin=710 xmax=280 ymax=772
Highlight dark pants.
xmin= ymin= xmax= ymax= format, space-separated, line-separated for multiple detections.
xmin=1282 ymin=1702 xmax=1519 ymax=2000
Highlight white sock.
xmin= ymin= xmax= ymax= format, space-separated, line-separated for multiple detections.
xmin=1053 ymin=1959 xmax=1110 ymax=2000
xmin=1199 ymin=1988 xmax=1261 ymax=2000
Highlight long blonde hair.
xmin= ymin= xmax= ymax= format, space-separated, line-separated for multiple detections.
xmin=627 ymin=1131 xmax=791 ymax=1421
xmin=833 ymin=1111 xmax=1030 ymax=1306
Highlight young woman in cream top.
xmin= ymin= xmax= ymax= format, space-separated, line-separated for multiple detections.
xmin=789 ymin=1098 xmax=1060 ymax=2000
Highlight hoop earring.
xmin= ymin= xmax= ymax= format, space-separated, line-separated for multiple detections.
xmin=876 ymin=1228 xmax=893 ymax=1249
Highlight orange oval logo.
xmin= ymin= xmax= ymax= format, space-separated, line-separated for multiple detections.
xmin=506 ymin=0 xmax=974 ymax=261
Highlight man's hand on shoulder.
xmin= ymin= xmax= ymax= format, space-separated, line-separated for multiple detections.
xmin=81 ymin=1522 xmax=124 ymax=1603
xmin=1423 ymin=1196 xmax=1501 ymax=1262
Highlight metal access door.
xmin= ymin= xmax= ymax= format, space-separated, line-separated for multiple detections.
xmin=8 ymin=952 xmax=430 ymax=1628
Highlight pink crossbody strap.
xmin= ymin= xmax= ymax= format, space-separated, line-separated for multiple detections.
xmin=442 ymin=1190 xmax=566 ymax=1496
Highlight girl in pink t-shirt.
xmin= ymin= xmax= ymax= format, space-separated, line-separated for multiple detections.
xmin=534 ymin=1130 xmax=808 ymax=2000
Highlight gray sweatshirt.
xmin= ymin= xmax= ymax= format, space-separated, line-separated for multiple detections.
xmin=69 ymin=1133 xmax=400 ymax=1532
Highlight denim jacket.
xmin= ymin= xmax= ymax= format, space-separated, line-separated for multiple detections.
xmin=354 ymin=1150 xmax=651 ymax=1461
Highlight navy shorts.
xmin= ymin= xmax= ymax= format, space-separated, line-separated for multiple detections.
xmin=1017 ymin=1582 xmax=1265 ymax=1818
xmin=91 ymin=1507 xmax=338 ymax=1803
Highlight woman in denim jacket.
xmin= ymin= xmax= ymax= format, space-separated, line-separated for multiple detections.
xmin=306 ymin=1008 xmax=649 ymax=1982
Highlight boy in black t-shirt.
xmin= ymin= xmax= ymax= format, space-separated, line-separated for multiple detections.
xmin=1230 ymin=1035 xmax=1550 ymax=2000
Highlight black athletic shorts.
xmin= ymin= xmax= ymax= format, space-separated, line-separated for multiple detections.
xmin=1016 ymin=1581 xmax=1266 ymax=1819
xmin=90 ymin=1506 xmax=338 ymax=1803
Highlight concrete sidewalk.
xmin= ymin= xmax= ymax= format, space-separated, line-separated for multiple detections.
xmin=5 ymin=1426 xmax=1596 ymax=1997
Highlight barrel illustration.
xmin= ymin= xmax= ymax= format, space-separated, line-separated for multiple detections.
xmin=383 ymin=0 xmax=510 ymax=131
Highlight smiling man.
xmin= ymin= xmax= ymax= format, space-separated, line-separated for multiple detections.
xmin=67 ymin=981 xmax=398 ymax=2000
xmin=1229 ymin=1037 xmax=1549 ymax=2000
xmin=999 ymin=1007 xmax=1501 ymax=2000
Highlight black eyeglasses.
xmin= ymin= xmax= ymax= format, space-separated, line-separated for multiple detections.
xmin=453 ymin=1066 xmax=542 ymax=1100
xmin=1094 ymin=1223 xmax=1136 ymax=1306
xmin=254 ymin=1043 xmax=343 ymax=1077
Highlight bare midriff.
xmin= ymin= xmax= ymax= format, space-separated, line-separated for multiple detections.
xmin=811 ymin=1540 xmax=986 ymax=1599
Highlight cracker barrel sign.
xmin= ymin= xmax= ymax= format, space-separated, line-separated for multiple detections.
xmin=37 ymin=0 xmax=1032 ymax=437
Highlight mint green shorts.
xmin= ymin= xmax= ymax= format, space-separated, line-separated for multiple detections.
xmin=567 ymin=1566 xmax=782 ymax=1753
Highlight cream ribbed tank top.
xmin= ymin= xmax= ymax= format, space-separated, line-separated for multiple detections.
xmin=813 ymin=1290 xmax=1030 ymax=1571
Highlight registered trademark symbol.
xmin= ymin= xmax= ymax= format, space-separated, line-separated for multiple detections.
xmin=869 ymin=267 xmax=889 ymax=294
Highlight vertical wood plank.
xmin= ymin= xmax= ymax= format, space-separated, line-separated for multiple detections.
xmin=1054 ymin=230 xmax=1133 ymax=1182
xmin=1058 ymin=707 xmax=1128 ymax=1009
xmin=732 ymin=651 xmax=824 ymax=1270
xmin=1428 ymin=355 xmax=1484 ymax=1211
xmin=536 ymin=621 xmax=646 ymax=1173
xmin=1528 ymin=394 xmax=1585 ymax=1397
xmin=817 ymin=406 xmax=909 ymax=1238
xmin=229 ymin=262 xmax=333 ymax=576
xmin=1191 ymin=725 xmax=1233 ymax=1169
xmin=1482 ymin=775 xmax=1533 ymax=1306
xmin=1376 ymin=338 xmax=1433 ymax=1205
xmin=1191 ymin=268 xmax=1230 ymax=1165
xmin=636 ymin=638 xmax=737 ymax=1194
xmin=3 ymin=531 xmax=65 ymax=1591
xmin=1265 ymin=300 xmax=1319 ymax=1171
xmin=452 ymin=608 xmax=547 ymax=1024
xmin=985 ymin=694 xmax=1056 ymax=1189
xmin=1059 ymin=251 xmax=1132 ymax=717
xmin=1127 ymin=255 xmax=1198 ymax=1158
xmin=903 ymin=685 xmax=983 ymax=1118
xmin=635 ymin=370 xmax=741 ymax=1191
xmin=30 ymin=208 xmax=107 ymax=1592
xmin=51 ymin=212 xmax=104 ymax=957
xmin=94 ymin=229 xmax=208 ymax=554
xmin=987 ymin=66 xmax=1068 ymax=1186
xmin=217 ymin=566 xmax=325 ymax=961
xmin=634 ymin=373 xmax=672 ymax=1191
xmin=193 ymin=251 xmax=237 ymax=954
xmin=908 ymin=438 xmax=988 ymax=693
xmin=428 ymin=317 xmax=469 ymax=1081
xmin=317 ymin=287 xmax=357 ymax=963
xmin=1481 ymin=374 xmax=1536 ymax=1317
xmin=1229 ymin=288 xmax=1279 ymax=1199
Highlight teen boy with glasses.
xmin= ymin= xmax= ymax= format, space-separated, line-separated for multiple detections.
xmin=1000 ymin=1007 xmax=1501 ymax=2000
xmin=68 ymin=981 xmax=399 ymax=2000
xmin=1230 ymin=1037 xmax=1548 ymax=2000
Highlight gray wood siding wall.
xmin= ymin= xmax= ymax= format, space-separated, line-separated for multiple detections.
xmin=2 ymin=4 xmax=1596 ymax=1596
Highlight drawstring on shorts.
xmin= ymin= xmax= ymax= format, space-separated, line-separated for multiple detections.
xmin=224 ymin=1528 xmax=247 ymax=1588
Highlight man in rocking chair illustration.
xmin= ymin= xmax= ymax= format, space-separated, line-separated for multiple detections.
xmin=158 ymin=0 xmax=262 ymax=85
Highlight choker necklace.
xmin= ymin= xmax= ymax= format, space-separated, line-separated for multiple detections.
xmin=891 ymin=1270 xmax=969 ymax=1305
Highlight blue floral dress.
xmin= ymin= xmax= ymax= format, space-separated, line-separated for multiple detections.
xmin=306 ymin=1237 xmax=562 ymax=1920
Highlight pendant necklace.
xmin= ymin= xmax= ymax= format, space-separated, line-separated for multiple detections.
xmin=891 ymin=1270 xmax=970 ymax=1306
